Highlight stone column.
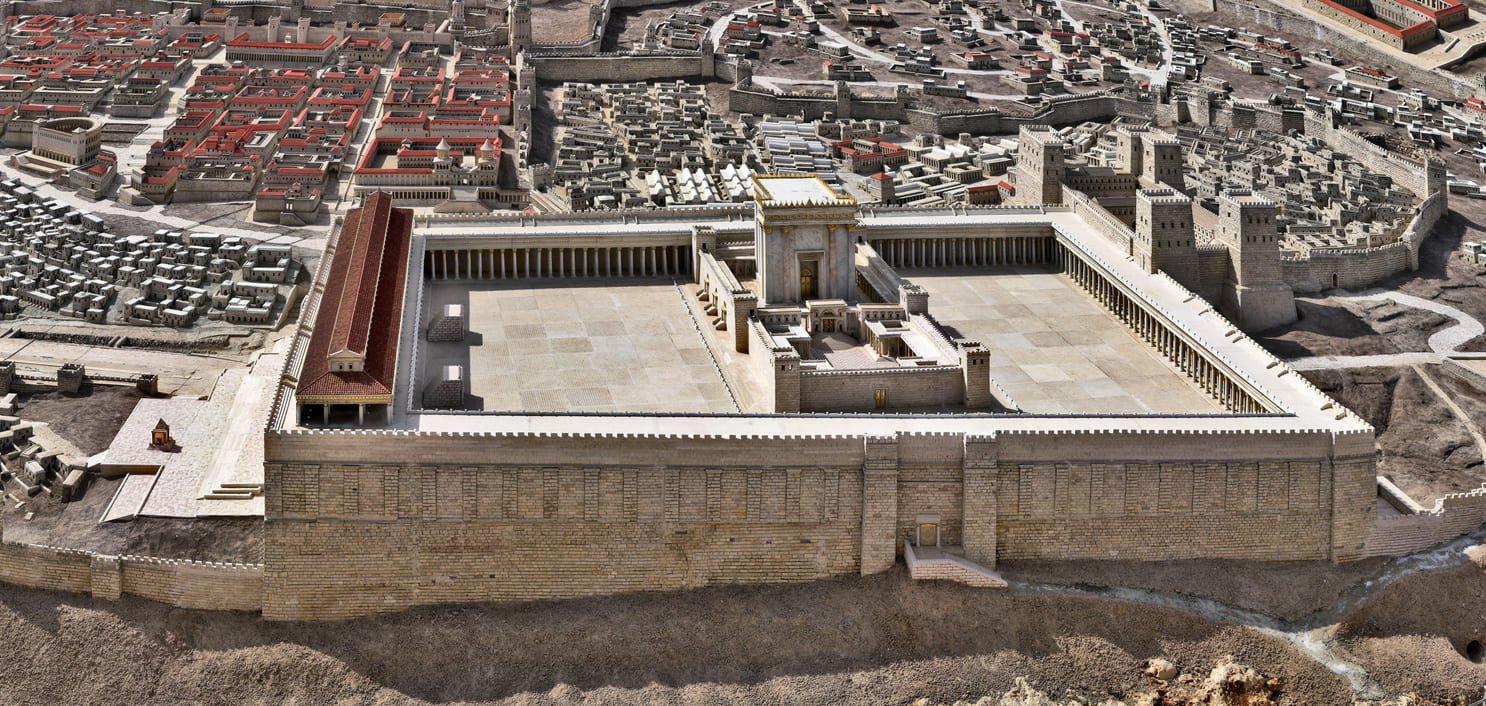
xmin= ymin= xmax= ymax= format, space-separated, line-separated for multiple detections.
xmin=89 ymin=554 xmax=121 ymax=600
xmin=861 ymin=435 xmax=899 ymax=575
xmin=962 ymin=435 xmax=998 ymax=568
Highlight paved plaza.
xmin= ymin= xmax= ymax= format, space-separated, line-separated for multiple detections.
xmin=906 ymin=267 xmax=1222 ymax=414
xmin=423 ymin=279 xmax=737 ymax=413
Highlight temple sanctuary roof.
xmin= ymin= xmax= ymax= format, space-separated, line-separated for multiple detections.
xmin=297 ymin=192 xmax=412 ymax=403
xmin=753 ymin=174 xmax=856 ymax=208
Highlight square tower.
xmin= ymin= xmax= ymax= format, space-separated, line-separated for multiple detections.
xmin=1113 ymin=125 xmax=1149 ymax=175
xmin=1216 ymin=190 xmax=1296 ymax=331
xmin=1139 ymin=132 xmax=1185 ymax=193
xmin=1015 ymin=126 xmax=1064 ymax=205
xmin=752 ymin=175 xmax=859 ymax=305
xmin=1135 ymin=187 xmax=1200 ymax=292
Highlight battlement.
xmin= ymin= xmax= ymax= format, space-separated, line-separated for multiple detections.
xmin=1138 ymin=187 xmax=1191 ymax=206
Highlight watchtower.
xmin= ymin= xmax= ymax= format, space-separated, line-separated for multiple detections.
xmin=508 ymin=0 xmax=532 ymax=55
xmin=1216 ymin=190 xmax=1295 ymax=331
xmin=1015 ymin=126 xmax=1064 ymax=206
xmin=1113 ymin=125 xmax=1148 ymax=175
xmin=1135 ymin=188 xmax=1199 ymax=292
xmin=1139 ymin=132 xmax=1185 ymax=193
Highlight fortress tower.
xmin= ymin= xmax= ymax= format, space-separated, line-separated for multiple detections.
xmin=1140 ymin=132 xmax=1185 ymax=193
xmin=1113 ymin=126 xmax=1148 ymax=175
xmin=1216 ymin=190 xmax=1296 ymax=331
xmin=450 ymin=0 xmax=467 ymax=35
xmin=508 ymin=0 xmax=532 ymax=57
xmin=1135 ymin=188 xmax=1200 ymax=292
xmin=1015 ymin=126 xmax=1064 ymax=206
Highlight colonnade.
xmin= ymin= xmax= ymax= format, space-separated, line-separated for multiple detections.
xmin=1055 ymin=243 xmax=1270 ymax=414
xmin=367 ymin=189 xmax=451 ymax=201
xmin=869 ymin=236 xmax=1052 ymax=269
xmin=425 ymin=245 xmax=692 ymax=280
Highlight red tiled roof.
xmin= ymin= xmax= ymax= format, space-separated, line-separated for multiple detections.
xmin=297 ymin=192 xmax=411 ymax=402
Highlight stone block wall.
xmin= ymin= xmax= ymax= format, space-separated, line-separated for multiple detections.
xmin=530 ymin=53 xmax=712 ymax=83
xmin=0 ymin=542 xmax=92 ymax=593
xmin=990 ymin=429 xmax=1376 ymax=562
xmin=0 ymin=542 xmax=264 ymax=610
xmin=798 ymin=366 xmax=964 ymax=411
xmin=1363 ymin=483 xmax=1486 ymax=556
xmin=119 ymin=558 xmax=264 ymax=611
xmin=259 ymin=426 xmax=1375 ymax=619
xmin=1282 ymin=243 xmax=1410 ymax=293
xmin=426 ymin=307 xmax=465 ymax=342
xmin=264 ymin=433 xmax=875 ymax=620
xmin=993 ymin=459 xmax=1335 ymax=560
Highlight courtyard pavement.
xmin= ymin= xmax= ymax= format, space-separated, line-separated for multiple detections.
xmin=906 ymin=267 xmax=1222 ymax=414
xmin=422 ymin=279 xmax=737 ymax=413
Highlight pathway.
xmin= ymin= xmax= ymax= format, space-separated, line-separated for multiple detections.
xmin=1283 ymin=288 xmax=1485 ymax=369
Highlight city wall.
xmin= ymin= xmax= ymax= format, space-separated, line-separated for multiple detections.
xmin=730 ymin=87 xmax=1148 ymax=135
xmin=261 ymin=426 xmax=1375 ymax=620
xmin=904 ymin=94 xmax=1151 ymax=136
xmin=1362 ymin=483 xmax=1486 ymax=556
xmin=0 ymin=541 xmax=263 ymax=610
xmin=529 ymin=50 xmax=715 ymax=83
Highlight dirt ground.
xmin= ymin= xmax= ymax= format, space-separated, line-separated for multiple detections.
xmin=1335 ymin=549 xmax=1486 ymax=703
xmin=3 ymin=470 xmax=264 ymax=563
xmin=530 ymin=0 xmax=600 ymax=43
xmin=0 ymin=564 xmax=1370 ymax=705
xmin=999 ymin=556 xmax=1388 ymax=622
xmin=15 ymin=385 xmax=142 ymax=456
xmin=1301 ymin=365 xmax=1486 ymax=503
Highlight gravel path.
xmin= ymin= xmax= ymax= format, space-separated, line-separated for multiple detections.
xmin=1284 ymin=288 xmax=1485 ymax=369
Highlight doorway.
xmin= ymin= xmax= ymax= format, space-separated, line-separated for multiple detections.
xmin=916 ymin=513 xmax=940 ymax=547
xmin=800 ymin=259 xmax=817 ymax=299
xmin=874 ymin=389 xmax=887 ymax=408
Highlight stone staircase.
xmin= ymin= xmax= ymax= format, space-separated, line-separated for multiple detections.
xmin=427 ymin=304 xmax=465 ymax=342
xmin=903 ymin=541 xmax=1007 ymax=588
xmin=423 ymin=365 xmax=465 ymax=409
xmin=203 ymin=482 xmax=264 ymax=501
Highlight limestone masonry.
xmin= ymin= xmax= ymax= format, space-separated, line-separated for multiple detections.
xmin=260 ymin=181 xmax=1376 ymax=620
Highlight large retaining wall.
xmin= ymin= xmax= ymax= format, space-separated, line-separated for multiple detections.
xmin=904 ymin=94 xmax=1151 ymax=136
xmin=262 ymin=427 xmax=1375 ymax=620
xmin=732 ymin=85 xmax=1148 ymax=134
xmin=0 ymin=541 xmax=263 ymax=609
xmin=529 ymin=50 xmax=714 ymax=83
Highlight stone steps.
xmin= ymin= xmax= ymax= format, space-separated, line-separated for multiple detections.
xmin=202 ymin=482 xmax=264 ymax=501
xmin=904 ymin=542 xmax=1006 ymax=588
xmin=423 ymin=365 xmax=465 ymax=409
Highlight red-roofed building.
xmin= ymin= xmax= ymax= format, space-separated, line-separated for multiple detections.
xmin=832 ymin=137 xmax=909 ymax=173
xmin=308 ymin=85 xmax=374 ymax=109
xmin=295 ymin=192 xmax=412 ymax=423
xmin=225 ymin=32 xmax=336 ymax=65
xmin=337 ymin=35 xmax=394 ymax=65
xmin=320 ymin=64 xmax=380 ymax=92
xmin=232 ymin=85 xmax=310 ymax=112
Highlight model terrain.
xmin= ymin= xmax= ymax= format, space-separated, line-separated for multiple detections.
xmin=0 ymin=0 xmax=1482 ymax=702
